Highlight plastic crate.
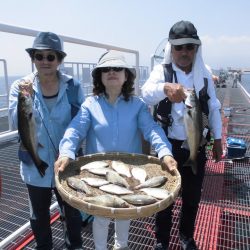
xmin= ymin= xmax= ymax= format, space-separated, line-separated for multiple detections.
xmin=227 ymin=137 xmax=247 ymax=158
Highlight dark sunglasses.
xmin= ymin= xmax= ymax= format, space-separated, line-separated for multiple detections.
xmin=173 ymin=44 xmax=196 ymax=51
xmin=101 ymin=67 xmax=124 ymax=73
xmin=34 ymin=54 xmax=56 ymax=62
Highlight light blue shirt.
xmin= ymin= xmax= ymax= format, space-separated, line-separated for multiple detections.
xmin=59 ymin=95 xmax=172 ymax=160
xmin=9 ymin=71 xmax=84 ymax=187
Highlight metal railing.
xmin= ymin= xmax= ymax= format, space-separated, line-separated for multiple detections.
xmin=0 ymin=22 xmax=143 ymax=142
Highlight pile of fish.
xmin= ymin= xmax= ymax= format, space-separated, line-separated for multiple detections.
xmin=66 ymin=160 xmax=171 ymax=208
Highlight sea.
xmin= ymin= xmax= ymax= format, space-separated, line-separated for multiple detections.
xmin=0 ymin=76 xmax=21 ymax=110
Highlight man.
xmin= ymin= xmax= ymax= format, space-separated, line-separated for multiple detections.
xmin=232 ymin=71 xmax=238 ymax=88
xmin=141 ymin=20 xmax=223 ymax=250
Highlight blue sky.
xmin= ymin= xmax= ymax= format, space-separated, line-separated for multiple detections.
xmin=0 ymin=0 xmax=249 ymax=75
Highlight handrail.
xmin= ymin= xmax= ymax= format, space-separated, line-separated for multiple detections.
xmin=0 ymin=202 xmax=58 ymax=249
xmin=0 ymin=23 xmax=140 ymax=93
xmin=0 ymin=22 xmax=141 ymax=140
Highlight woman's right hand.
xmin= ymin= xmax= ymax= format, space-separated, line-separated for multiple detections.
xmin=54 ymin=156 xmax=71 ymax=175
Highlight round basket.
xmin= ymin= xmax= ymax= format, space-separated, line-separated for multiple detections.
xmin=55 ymin=152 xmax=181 ymax=219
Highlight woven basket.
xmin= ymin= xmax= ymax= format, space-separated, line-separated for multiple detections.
xmin=55 ymin=152 xmax=181 ymax=219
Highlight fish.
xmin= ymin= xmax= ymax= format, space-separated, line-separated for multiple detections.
xmin=80 ymin=161 xmax=109 ymax=171
xmin=141 ymin=188 xmax=171 ymax=200
xmin=134 ymin=176 xmax=167 ymax=190
xmin=17 ymin=81 xmax=48 ymax=177
xmin=183 ymin=90 xmax=203 ymax=174
xmin=83 ymin=194 xmax=129 ymax=208
xmin=87 ymin=168 xmax=115 ymax=176
xmin=67 ymin=177 xmax=92 ymax=195
xmin=106 ymin=170 xmax=130 ymax=189
xmin=81 ymin=177 xmax=109 ymax=187
xmin=111 ymin=161 xmax=131 ymax=177
xmin=131 ymin=167 xmax=147 ymax=184
xmin=121 ymin=194 xmax=157 ymax=205
xmin=100 ymin=184 xmax=134 ymax=195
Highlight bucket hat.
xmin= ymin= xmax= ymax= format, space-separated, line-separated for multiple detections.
xmin=26 ymin=32 xmax=66 ymax=57
xmin=92 ymin=50 xmax=136 ymax=78
xmin=168 ymin=20 xmax=201 ymax=45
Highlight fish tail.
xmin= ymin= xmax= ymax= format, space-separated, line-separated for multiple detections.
xmin=183 ymin=159 xmax=197 ymax=175
xmin=37 ymin=160 xmax=49 ymax=177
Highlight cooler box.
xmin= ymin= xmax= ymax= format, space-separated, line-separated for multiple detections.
xmin=227 ymin=137 xmax=247 ymax=158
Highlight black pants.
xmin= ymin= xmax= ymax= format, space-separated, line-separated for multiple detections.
xmin=27 ymin=184 xmax=83 ymax=250
xmin=155 ymin=139 xmax=206 ymax=246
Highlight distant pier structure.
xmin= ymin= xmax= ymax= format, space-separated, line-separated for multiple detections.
xmin=227 ymin=67 xmax=250 ymax=73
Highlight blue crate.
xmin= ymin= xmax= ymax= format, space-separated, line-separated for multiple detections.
xmin=227 ymin=137 xmax=247 ymax=158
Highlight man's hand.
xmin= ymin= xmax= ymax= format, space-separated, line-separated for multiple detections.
xmin=54 ymin=156 xmax=71 ymax=175
xmin=163 ymin=82 xmax=186 ymax=103
xmin=213 ymin=139 xmax=223 ymax=162
xmin=161 ymin=155 xmax=178 ymax=175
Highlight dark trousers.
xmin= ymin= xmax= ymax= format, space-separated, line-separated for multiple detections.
xmin=27 ymin=184 xmax=83 ymax=250
xmin=155 ymin=139 xmax=206 ymax=246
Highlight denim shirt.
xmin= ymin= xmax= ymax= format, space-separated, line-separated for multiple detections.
xmin=59 ymin=95 xmax=172 ymax=160
xmin=9 ymin=71 xmax=84 ymax=187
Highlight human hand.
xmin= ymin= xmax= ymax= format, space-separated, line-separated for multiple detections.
xmin=19 ymin=80 xmax=33 ymax=95
xmin=54 ymin=156 xmax=71 ymax=175
xmin=161 ymin=155 xmax=178 ymax=175
xmin=213 ymin=139 xmax=223 ymax=162
xmin=163 ymin=82 xmax=186 ymax=103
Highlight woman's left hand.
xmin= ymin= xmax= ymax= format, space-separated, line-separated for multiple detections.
xmin=161 ymin=155 xmax=178 ymax=175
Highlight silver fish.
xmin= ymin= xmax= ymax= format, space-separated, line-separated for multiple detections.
xmin=134 ymin=176 xmax=167 ymax=190
xmin=141 ymin=188 xmax=171 ymax=200
xmin=87 ymin=168 xmax=115 ymax=176
xmin=183 ymin=90 xmax=203 ymax=174
xmin=131 ymin=167 xmax=147 ymax=184
xmin=100 ymin=184 xmax=134 ymax=195
xmin=111 ymin=161 xmax=131 ymax=177
xmin=84 ymin=194 xmax=129 ymax=208
xmin=121 ymin=194 xmax=157 ymax=205
xmin=67 ymin=177 xmax=92 ymax=195
xmin=81 ymin=177 xmax=109 ymax=187
xmin=80 ymin=161 xmax=109 ymax=171
xmin=106 ymin=170 xmax=130 ymax=189
xmin=17 ymin=81 xmax=48 ymax=177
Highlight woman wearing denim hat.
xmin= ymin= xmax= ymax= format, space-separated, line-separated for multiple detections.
xmin=55 ymin=50 xmax=177 ymax=250
xmin=9 ymin=32 xmax=84 ymax=249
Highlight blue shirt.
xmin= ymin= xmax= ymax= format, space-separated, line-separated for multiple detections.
xmin=59 ymin=95 xmax=172 ymax=159
xmin=9 ymin=71 xmax=85 ymax=187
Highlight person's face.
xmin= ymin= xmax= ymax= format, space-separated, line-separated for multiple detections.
xmin=101 ymin=67 xmax=127 ymax=92
xmin=33 ymin=50 xmax=61 ymax=75
xmin=171 ymin=44 xmax=198 ymax=73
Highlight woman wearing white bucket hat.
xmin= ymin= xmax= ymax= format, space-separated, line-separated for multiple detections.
xmin=55 ymin=50 xmax=177 ymax=250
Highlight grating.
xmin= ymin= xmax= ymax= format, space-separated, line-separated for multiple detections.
xmin=1 ymin=86 xmax=250 ymax=250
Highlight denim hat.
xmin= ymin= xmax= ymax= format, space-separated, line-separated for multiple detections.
xmin=26 ymin=32 xmax=66 ymax=57
xmin=92 ymin=50 xmax=136 ymax=78
xmin=168 ymin=20 xmax=201 ymax=45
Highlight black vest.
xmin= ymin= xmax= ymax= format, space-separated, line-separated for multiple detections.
xmin=153 ymin=63 xmax=210 ymax=131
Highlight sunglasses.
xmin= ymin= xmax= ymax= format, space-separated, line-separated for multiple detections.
xmin=173 ymin=44 xmax=196 ymax=51
xmin=34 ymin=54 xmax=56 ymax=62
xmin=101 ymin=67 xmax=124 ymax=73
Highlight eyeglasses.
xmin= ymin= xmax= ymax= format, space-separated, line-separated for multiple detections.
xmin=34 ymin=54 xmax=56 ymax=62
xmin=173 ymin=44 xmax=196 ymax=51
xmin=101 ymin=67 xmax=124 ymax=73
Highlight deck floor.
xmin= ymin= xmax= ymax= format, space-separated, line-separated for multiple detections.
xmin=0 ymin=84 xmax=249 ymax=250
